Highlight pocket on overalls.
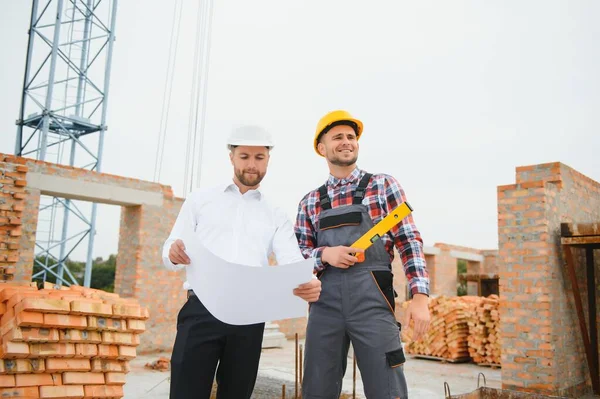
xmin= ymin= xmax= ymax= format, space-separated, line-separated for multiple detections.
xmin=370 ymin=270 xmax=397 ymax=314
xmin=318 ymin=211 xmax=362 ymax=230
xmin=385 ymin=347 xmax=406 ymax=368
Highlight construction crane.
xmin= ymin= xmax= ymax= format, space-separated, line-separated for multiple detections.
xmin=15 ymin=0 xmax=118 ymax=288
xmin=14 ymin=0 xmax=214 ymax=288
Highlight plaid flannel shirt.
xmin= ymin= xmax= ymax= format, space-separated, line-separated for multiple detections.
xmin=294 ymin=167 xmax=430 ymax=296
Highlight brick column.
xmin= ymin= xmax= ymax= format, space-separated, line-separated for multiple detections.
xmin=115 ymin=192 xmax=186 ymax=353
xmin=498 ymin=162 xmax=600 ymax=397
xmin=432 ymin=244 xmax=457 ymax=296
xmin=0 ymin=155 xmax=38 ymax=283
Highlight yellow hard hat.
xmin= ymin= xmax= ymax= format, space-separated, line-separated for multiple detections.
xmin=313 ymin=110 xmax=363 ymax=156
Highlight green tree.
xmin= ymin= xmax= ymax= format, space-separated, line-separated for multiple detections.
xmin=32 ymin=254 xmax=116 ymax=292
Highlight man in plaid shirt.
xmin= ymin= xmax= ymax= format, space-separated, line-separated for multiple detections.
xmin=295 ymin=110 xmax=431 ymax=399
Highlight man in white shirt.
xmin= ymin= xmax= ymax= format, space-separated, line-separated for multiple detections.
xmin=162 ymin=125 xmax=321 ymax=399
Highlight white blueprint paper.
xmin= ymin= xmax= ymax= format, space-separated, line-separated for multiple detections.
xmin=183 ymin=234 xmax=315 ymax=325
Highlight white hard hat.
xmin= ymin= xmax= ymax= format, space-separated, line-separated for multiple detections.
xmin=226 ymin=125 xmax=274 ymax=149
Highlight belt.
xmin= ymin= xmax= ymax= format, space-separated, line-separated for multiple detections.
xmin=187 ymin=290 xmax=196 ymax=299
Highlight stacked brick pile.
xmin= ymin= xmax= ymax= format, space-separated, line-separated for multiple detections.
xmin=401 ymin=295 xmax=478 ymax=361
xmin=467 ymin=294 xmax=501 ymax=365
xmin=401 ymin=295 xmax=501 ymax=365
xmin=0 ymin=282 xmax=149 ymax=398
xmin=0 ymin=155 xmax=28 ymax=282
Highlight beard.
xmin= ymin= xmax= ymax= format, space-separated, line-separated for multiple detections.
xmin=235 ymin=168 xmax=265 ymax=187
xmin=327 ymin=149 xmax=358 ymax=167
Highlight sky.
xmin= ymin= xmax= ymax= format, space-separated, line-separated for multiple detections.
xmin=1 ymin=0 xmax=599 ymax=262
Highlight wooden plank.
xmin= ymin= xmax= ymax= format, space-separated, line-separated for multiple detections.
xmin=560 ymin=236 xmax=600 ymax=246
xmin=412 ymin=354 xmax=471 ymax=363
xmin=561 ymin=222 xmax=600 ymax=237
xmin=586 ymin=248 xmax=599 ymax=395
xmin=562 ymin=245 xmax=596 ymax=394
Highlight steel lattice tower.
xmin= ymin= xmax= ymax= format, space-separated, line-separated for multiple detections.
xmin=15 ymin=0 xmax=118 ymax=287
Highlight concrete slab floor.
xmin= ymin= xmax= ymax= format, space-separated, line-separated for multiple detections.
xmin=124 ymin=338 xmax=502 ymax=398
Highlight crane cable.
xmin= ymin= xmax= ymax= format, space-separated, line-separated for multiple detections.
xmin=153 ymin=0 xmax=183 ymax=183
xmin=190 ymin=0 xmax=214 ymax=193
xmin=184 ymin=0 xmax=214 ymax=197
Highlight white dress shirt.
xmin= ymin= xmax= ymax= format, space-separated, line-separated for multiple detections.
xmin=162 ymin=181 xmax=308 ymax=290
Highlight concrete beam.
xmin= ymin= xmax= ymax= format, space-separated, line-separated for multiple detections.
xmin=449 ymin=250 xmax=484 ymax=262
xmin=423 ymin=246 xmax=441 ymax=255
xmin=27 ymin=172 xmax=163 ymax=207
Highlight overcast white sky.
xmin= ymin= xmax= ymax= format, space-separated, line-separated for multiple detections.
xmin=1 ymin=1 xmax=599 ymax=262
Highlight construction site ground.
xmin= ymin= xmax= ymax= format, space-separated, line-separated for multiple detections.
xmin=124 ymin=337 xmax=501 ymax=398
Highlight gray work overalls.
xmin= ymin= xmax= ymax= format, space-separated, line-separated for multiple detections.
xmin=302 ymin=173 xmax=408 ymax=399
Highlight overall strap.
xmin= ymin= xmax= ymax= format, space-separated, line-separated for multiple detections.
xmin=318 ymin=184 xmax=332 ymax=210
xmin=353 ymin=173 xmax=373 ymax=205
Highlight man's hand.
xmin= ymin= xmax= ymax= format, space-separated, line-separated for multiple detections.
xmin=403 ymin=293 xmax=430 ymax=341
xmin=293 ymin=278 xmax=321 ymax=303
xmin=322 ymin=246 xmax=364 ymax=269
xmin=169 ymin=239 xmax=190 ymax=265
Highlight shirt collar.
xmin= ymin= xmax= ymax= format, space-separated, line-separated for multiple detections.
xmin=224 ymin=180 xmax=263 ymax=199
xmin=327 ymin=167 xmax=362 ymax=187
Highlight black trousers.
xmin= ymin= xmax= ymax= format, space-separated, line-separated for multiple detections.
xmin=170 ymin=295 xmax=265 ymax=399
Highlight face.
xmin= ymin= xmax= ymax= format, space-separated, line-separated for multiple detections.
xmin=229 ymin=146 xmax=270 ymax=188
xmin=317 ymin=124 xmax=359 ymax=166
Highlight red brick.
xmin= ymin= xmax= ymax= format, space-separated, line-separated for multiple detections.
xmin=90 ymin=359 xmax=125 ymax=373
xmin=5 ymin=292 xmax=40 ymax=311
xmin=117 ymin=345 xmax=136 ymax=360
xmin=83 ymin=385 xmax=123 ymax=398
xmin=59 ymin=329 xmax=102 ymax=344
xmin=87 ymin=316 xmax=126 ymax=331
xmin=125 ymin=319 xmax=145 ymax=333
xmin=45 ymin=358 xmax=90 ymax=372
xmin=4 ymin=327 xmax=59 ymax=343
xmin=0 ymin=387 xmax=40 ymax=398
xmin=2 ymin=358 xmax=45 ymax=373
xmin=15 ymin=373 xmax=59 ymax=387
xmin=96 ymin=344 xmax=119 ymax=359
xmin=74 ymin=343 xmax=98 ymax=357
xmin=18 ymin=298 xmax=70 ymax=314
xmin=16 ymin=310 xmax=45 ymax=327
xmin=0 ymin=375 xmax=15 ymax=388
xmin=102 ymin=331 xmax=139 ymax=346
xmin=69 ymin=300 xmax=112 ymax=317
xmin=112 ymin=303 xmax=141 ymax=319
xmin=104 ymin=372 xmax=126 ymax=385
xmin=62 ymin=371 xmax=104 ymax=385
xmin=29 ymin=343 xmax=75 ymax=358
xmin=0 ymin=340 xmax=30 ymax=358
xmin=39 ymin=385 xmax=84 ymax=398
xmin=43 ymin=314 xmax=87 ymax=329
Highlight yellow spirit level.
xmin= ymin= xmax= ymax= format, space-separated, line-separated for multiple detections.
xmin=351 ymin=202 xmax=413 ymax=262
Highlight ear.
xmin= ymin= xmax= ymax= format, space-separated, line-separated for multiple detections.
xmin=317 ymin=142 xmax=326 ymax=157
xmin=229 ymin=151 xmax=234 ymax=165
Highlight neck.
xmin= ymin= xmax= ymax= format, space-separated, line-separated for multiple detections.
xmin=233 ymin=176 xmax=258 ymax=194
xmin=328 ymin=163 xmax=356 ymax=179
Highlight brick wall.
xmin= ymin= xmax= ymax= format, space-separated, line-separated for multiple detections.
xmin=0 ymin=155 xmax=37 ymax=283
xmin=482 ymin=250 xmax=499 ymax=274
xmin=498 ymin=162 xmax=600 ymax=397
xmin=116 ymin=192 xmax=188 ymax=353
xmin=432 ymin=244 xmax=461 ymax=297
xmin=393 ymin=243 xmax=498 ymax=300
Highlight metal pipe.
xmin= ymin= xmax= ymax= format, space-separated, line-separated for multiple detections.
xmin=75 ymin=0 xmax=94 ymax=117
xmin=16 ymin=0 xmax=40 ymax=156
xmin=353 ymin=351 xmax=356 ymax=399
xmin=84 ymin=0 xmax=118 ymax=287
xmin=40 ymin=0 xmax=65 ymax=161
xmin=295 ymin=333 xmax=298 ymax=399
xmin=299 ymin=343 xmax=303 ymax=386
